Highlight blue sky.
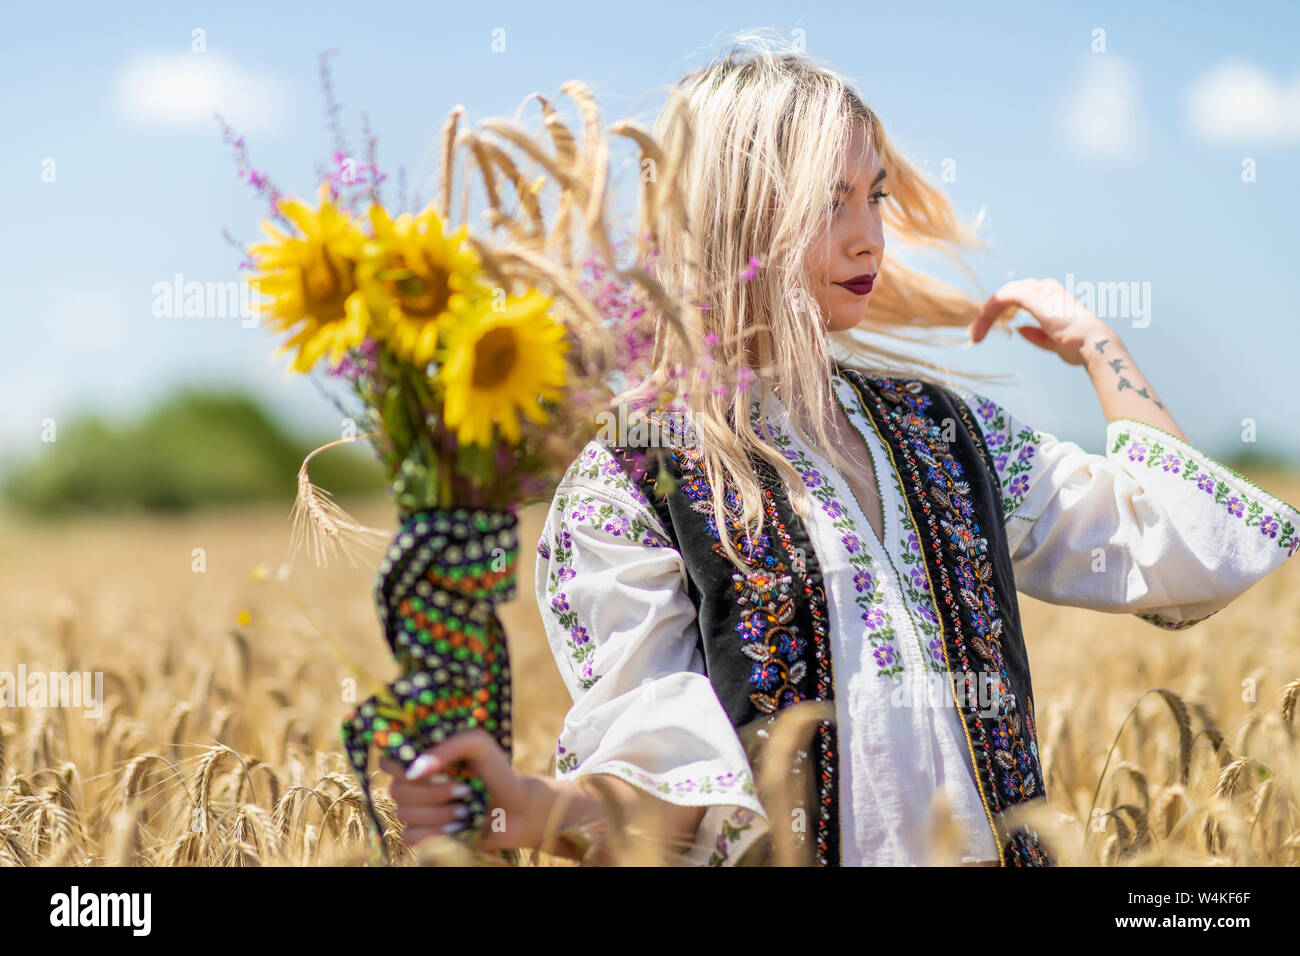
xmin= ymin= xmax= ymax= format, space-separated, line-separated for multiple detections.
xmin=3 ymin=0 xmax=1298 ymax=474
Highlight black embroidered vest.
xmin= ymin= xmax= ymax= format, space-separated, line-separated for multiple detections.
xmin=605 ymin=366 xmax=1054 ymax=867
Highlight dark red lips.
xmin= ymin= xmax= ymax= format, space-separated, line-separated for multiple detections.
xmin=837 ymin=273 xmax=876 ymax=295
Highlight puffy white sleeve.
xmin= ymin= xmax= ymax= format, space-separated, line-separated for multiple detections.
xmin=957 ymin=391 xmax=1300 ymax=628
xmin=534 ymin=439 xmax=770 ymax=865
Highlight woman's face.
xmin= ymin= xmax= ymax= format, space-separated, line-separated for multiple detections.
xmin=803 ymin=123 xmax=887 ymax=332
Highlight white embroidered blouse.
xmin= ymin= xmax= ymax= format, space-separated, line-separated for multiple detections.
xmin=533 ymin=369 xmax=1300 ymax=866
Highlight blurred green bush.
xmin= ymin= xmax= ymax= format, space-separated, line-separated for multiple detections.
xmin=1 ymin=390 xmax=386 ymax=514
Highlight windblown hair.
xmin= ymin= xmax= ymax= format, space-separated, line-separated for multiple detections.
xmin=634 ymin=30 xmax=1009 ymax=574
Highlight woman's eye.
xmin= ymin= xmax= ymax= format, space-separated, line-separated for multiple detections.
xmin=869 ymin=190 xmax=890 ymax=206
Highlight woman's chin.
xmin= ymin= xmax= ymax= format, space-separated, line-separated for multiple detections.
xmin=825 ymin=310 xmax=869 ymax=333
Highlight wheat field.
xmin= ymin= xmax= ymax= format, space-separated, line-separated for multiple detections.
xmin=2 ymin=473 xmax=1299 ymax=866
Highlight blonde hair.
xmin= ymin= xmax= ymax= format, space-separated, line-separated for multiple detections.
xmin=634 ymin=29 xmax=1011 ymax=575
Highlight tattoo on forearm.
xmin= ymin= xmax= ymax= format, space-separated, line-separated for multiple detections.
xmin=1095 ymin=339 xmax=1165 ymax=410
xmin=1136 ymin=386 xmax=1165 ymax=410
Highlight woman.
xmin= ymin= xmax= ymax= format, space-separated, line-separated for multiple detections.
xmin=382 ymin=37 xmax=1300 ymax=866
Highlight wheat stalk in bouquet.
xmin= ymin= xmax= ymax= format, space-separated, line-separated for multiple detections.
xmin=219 ymin=54 xmax=738 ymax=863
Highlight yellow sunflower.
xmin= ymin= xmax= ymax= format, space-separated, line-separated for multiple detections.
xmin=247 ymin=181 xmax=369 ymax=373
xmin=362 ymin=203 xmax=489 ymax=368
xmin=439 ymin=289 xmax=569 ymax=447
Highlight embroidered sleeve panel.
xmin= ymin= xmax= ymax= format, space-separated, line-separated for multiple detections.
xmin=1105 ymin=418 xmax=1300 ymax=628
xmin=955 ymin=392 xmax=1300 ymax=627
xmin=955 ymin=390 xmax=1054 ymax=548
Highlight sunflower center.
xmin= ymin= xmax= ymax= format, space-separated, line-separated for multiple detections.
xmin=390 ymin=253 xmax=452 ymax=317
xmin=300 ymin=248 xmax=351 ymax=321
xmin=472 ymin=327 xmax=519 ymax=389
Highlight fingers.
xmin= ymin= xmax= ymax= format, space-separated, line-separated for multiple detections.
xmin=971 ymin=282 xmax=1030 ymax=343
xmin=389 ymin=776 xmax=472 ymax=806
xmin=1015 ymin=324 xmax=1055 ymax=351
xmin=393 ymin=801 xmax=473 ymax=829
xmin=400 ymin=824 xmax=470 ymax=846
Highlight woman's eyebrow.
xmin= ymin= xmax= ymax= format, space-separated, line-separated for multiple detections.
xmin=834 ymin=169 xmax=888 ymax=193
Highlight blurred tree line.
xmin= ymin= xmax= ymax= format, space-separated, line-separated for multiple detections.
xmin=1 ymin=390 xmax=386 ymax=514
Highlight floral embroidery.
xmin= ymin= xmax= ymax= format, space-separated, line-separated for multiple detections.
xmin=605 ymin=403 xmax=838 ymax=866
xmin=654 ymin=432 xmax=813 ymax=714
xmin=963 ymin=392 xmax=1043 ymax=519
xmin=555 ymin=741 xmax=578 ymax=773
xmin=540 ymin=444 xmax=675 ymax=691
xmin=1109 ymin=426 xmax=1299 ymax=555
xmin=555 ymin=753 xmax=758 ymax=801
xmin=758 ymin=398 xmax=907 ymax=681
xmin=845 ymin=372 xmax=1043 ymax=817
xmin=708 ymin=807 xmax=760 ymax=866
xmin=1136 ymin=610 xmax=1217 ymax=631
xmin=834 ymin=376 xmax=949 ymax=673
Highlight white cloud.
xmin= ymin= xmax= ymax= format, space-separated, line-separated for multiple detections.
xmin=113 ymin=53 xmax=287 ymax=134
xmin=1061 ymin=55 xmax=1145 ymax=162
xmin=1184 ymin=60 xmax=1300 ymax=145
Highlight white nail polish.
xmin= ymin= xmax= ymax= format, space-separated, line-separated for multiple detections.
xmin=453 ymin=803 xmax=471 ymax=819
xmin=406 ymin=755 xmax=436 ymax=780
xmin=442 ymin=821 xmax=465 ymax=834
xmin=451 ymin=782 xmax=471 ymax=798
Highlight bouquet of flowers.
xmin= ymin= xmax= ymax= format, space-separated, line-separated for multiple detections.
xmin=216 ymin=51 xmax=733 ymax=863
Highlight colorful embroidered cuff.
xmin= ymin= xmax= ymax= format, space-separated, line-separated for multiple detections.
xmin=554 ymin=759 xmax=770 ymax=866
xmin=1106 ymin=418 xmax=1300 ymax=628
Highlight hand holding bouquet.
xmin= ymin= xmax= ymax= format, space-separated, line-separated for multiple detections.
xmin=218 ymin=53 xmax=730 ymax=863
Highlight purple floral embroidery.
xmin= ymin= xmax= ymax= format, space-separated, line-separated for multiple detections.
xmin=909 ymin=566 xmax=928 ymax=590
xmin=1009 ymin=474 xmax=1030 ymax=497
xmin=804 ymin=468 xmax=824 ymax=489
xmin=842 ymin=533 xmax=862 ymax=555
xmin=994 ymin=453 xmax=1009 ymax=472
xmin=543 ymin=445 xmax=680 ymax=692
xmin=854 ymin=569 xmax=874 ymax=593
xmin=1110 ymin=427 xmax=1299 ymax=555
xmin=821 ymin=500 xmax=844 ymax=519
xmin=1017 ymin=444 xmax=1035 ymax=463
xmin=906 ymin=532 xmax=920 ymax=552
xmin=873 ymin=645 xmax=895 ymax=667
xmin=862 ymin=607 xmax=886 ymax=630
